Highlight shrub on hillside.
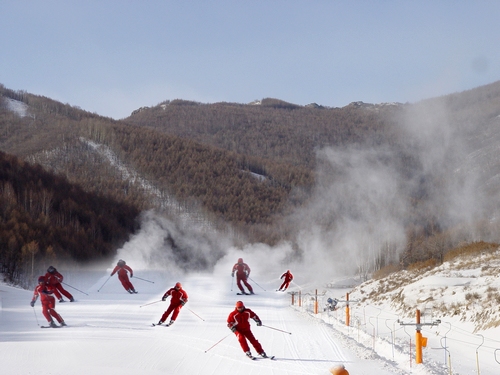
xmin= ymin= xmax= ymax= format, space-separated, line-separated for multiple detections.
xmin=407 ymin=258 xmax=438 ymax=272
xmin=373 ymin=263 xmax=401 ymax=279
xmin=443 ymin=241 xmax=498 ymax=262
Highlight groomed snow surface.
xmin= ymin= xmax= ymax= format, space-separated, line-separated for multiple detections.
xmin=2 ymin=261 xmax=500 ymax=374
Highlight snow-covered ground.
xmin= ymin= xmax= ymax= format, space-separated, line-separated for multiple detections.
xmin=0 ymin=267 xmax=389 ymax=375
xmin=3 ymin=248 xmax=500 ymax=375
xmin=320 ymin=247 xmax=500 ymax=375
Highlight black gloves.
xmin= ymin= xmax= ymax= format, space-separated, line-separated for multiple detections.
xmin=229 ymin=325 xmax=237 ymax=332
xmin=30 ymin=301 xmax=35 ymax=307
xmin=130 ymin=274 xmax=133 ymax=278
xmin=231 ymin=272 xmax=234 ymax=277
xmin=162 ymin=296 xmax=167 ymax=301
xmin=255 ymin=320 xmax=262 ymax=326
xmin=180 ymin=300 xmax=186 ymax=306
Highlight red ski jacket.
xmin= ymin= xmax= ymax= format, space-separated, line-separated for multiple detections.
xmin=32 ymin=284 xmax=56 ymax=304
xmin=232 ymin=262 xmax=251 ymax=277
xmin=163 ymin=287 xmax=188 ymax=305
xmin=280 ymin=271 xmax=293 ymax=282
xmin=45 ymin=271 xmax=63 ymax=285
xmin=227 ymin=308 xmax=260 ymax=332
xmin=111 ymin=265 xmax=133 ymax=278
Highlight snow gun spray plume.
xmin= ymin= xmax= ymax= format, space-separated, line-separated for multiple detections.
xmin=112 ymin=210 xmax=231 ymax=274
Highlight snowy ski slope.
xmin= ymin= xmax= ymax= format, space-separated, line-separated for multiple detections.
xmin=0 ymin=268 xmax=400 ymax=375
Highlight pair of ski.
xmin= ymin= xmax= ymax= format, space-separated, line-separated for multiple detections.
xmin=151 ymin=322 xmax=172 ymax=327
xmin=248 ymin=354 xmax=276 ymax=361
xmin=236 ymin=292 xmax=254 ymax=295
xmin=41 ymin=325 xmax=66 ymax=328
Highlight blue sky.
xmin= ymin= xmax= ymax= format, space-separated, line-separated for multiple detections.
xmin=1 ymin=1 xmax=499 ymax=119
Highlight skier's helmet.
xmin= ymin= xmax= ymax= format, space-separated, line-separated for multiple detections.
xmin=329 ymin=364 xmax=349 ymax=375
xmin=47 ymin=266 xmax=56 ymax=274
xmin=117 ymin=259 xmax=126 ymax=267
xmin=38 ymin=276 xmax=45 ymax=283
xmin=327 ymin=297 xmax=333 ymax=304
xmin=235 ymin=301 xmax=245 ymax=309
xmin=175 ymin=282 xmax=182 ymax=289
xmin=238 ymin=258 xmax=243 ymax=263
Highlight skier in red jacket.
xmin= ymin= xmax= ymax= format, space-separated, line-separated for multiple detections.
xmin=157 ymin=282 xmax=188 ymax=326
xmin=45 ymin=266 xmax=74 ymax=302
xmin=227 ymin=301 xmax=268 ymax=359
xmin=278 ymin=269 xmax=293 ymax=291
xmin=110 ymin=259 xmax=136 ymax=294
xmin=231 ymin=258 xmax=254 ymax=295
xmin=30 ymin=276 xmax=66 ymax=328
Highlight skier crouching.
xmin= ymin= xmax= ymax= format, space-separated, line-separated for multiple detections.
xmin=231 ymin=258 xmax=254 ymax=295
xmin=45 ymin=266 xmax=74 ymax=302
xmin=30 ymin=276 xmax=67 ymax=327
xmin=110 ymin=259 xmax=137 ymax=294
xmin=157 ymin=282 xmax=188 ymax=326
xmin=227 ymin=301 xmax=268 ymax=359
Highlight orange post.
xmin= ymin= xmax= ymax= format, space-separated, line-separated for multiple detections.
xmin=299 ymin=290 xmax=302 ymax=307
xmin=291 ymin=292 xmax=295 ymax=305
xmin=399 ymin=308 xmax=439 ymax=365
xmin=416 ymin=309 xmax=423 ymax=364
xmin=345 ymin=293 xmax=350 ymax=326
xmin=314 ymin=289 xmax=318 ymax=314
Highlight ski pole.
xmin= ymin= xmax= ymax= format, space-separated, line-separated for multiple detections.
xmin=291 ymin=280 xmax=303 ymax=288
xmin=32 ymin=306 xmax=40 ymax=326
xmin=62 ymin=281 xmax=89 ymax=295
xmin=205 ymin=333 xmax=231 ymax=353
xmin=133 ymin=276 xmax=154 ymax=283
xmin=187 ymin=307 xmax=205 ymax=321
xmin=261 ymin=324 xmax=292 ymax=335
xmin=139 ymin=300 xmax=162 ymax=308
xmin=97 ymin=275 xmax=111 ymax=292
xmin=248 ymin=276 xmax=266 ymax=291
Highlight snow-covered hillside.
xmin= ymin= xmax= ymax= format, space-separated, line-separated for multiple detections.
xmin=334 ymin=247 xmax=500 ymax=375
xmin=5 ymin=97 xmax=29 ymax=117
xmin=2 ymin=247 xmax=500 ymax=375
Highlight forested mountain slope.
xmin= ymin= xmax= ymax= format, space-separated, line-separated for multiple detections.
xmin=2 ymin=81 xmax=500 ymax=285
xmin=124 ymin=82 xmax=500 ymax=258
xmin=0 ymin=86 xmax=311 ymax=236
xmin=125 ymin=97 xmax=397 ymax=170
xmin=0 ymin=151 xmax=139 ymax=286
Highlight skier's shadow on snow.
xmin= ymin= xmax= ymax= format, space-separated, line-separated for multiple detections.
xmin=275 ymin=358 xmax=351 ymax=363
